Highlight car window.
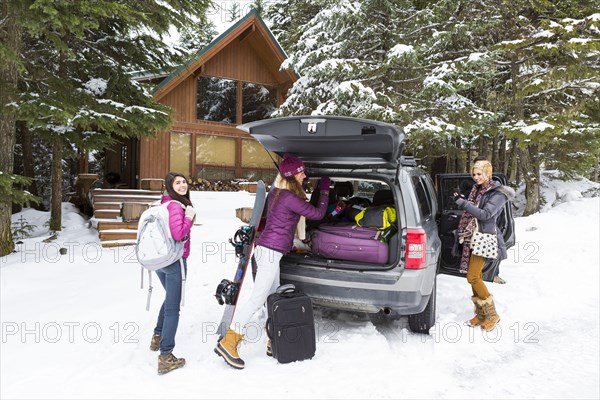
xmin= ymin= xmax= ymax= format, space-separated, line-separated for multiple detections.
xmin=421 ymin=175 xmax=437 ymax=216
xmin=412 ymin=176 xmax=432 ymax=219
xmin=356 ymin=181 xmax=390 ymax=200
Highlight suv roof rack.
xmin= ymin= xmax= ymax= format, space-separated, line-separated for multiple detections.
xmin=400 ymin=156 xmax=417 ymax=167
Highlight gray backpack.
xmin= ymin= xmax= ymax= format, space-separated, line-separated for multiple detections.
xmin=135 ymin=200 xmax=186 ymax=310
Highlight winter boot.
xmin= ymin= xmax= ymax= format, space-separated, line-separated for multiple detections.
xmin=149 ymin=333 xmax=161 ymax=351
xmin=266 ymin=339 xmax=272 ymax=357
xmin=479 ymin=295 xmax=501 ymax=331
xmin=157 ymin=352 xmax=186 ymax=375
xmin=493 ymin=275 xmax=506 ymax=284
xmin=215 ymin=329 xmax=245 ymax=369
xmin=465 ymin=296 xmax=484 ymax=327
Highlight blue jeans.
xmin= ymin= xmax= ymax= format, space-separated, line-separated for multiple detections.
xmin=153 ymin=259 xmax=187 ymax=355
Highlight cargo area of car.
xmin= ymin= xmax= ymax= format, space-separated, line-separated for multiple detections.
xmin=279 ymin=177 xmax=403 ymax=271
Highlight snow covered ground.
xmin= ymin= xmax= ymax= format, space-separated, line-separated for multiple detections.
xmin=1 ymin=178 xmax=599 ymax=399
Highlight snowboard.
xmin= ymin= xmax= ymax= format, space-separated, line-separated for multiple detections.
xmin=215 ymin=180 xmax=266 ymax=340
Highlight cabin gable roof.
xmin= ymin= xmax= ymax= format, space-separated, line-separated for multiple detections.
xmin=153 ymin=9 xmax=296 ymax=101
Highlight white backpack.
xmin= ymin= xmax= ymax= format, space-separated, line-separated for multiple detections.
xmin=135 ymin=200 xmax=187 ymax=310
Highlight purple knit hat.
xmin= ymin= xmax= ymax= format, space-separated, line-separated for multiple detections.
xmin=279 ymin=153 xmax=305 ymax=178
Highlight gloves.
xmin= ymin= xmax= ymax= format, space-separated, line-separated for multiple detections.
xmin=319 ymin=176 xmax=331 ymax=194
xmin=184 ymin=205 xmax=196 ymax=221
xmin=452 ymin=191 xmax=464 ymax=201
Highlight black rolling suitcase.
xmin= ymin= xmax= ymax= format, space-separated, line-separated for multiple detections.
xmin=266 ymin=285 xmax=316 ymax=364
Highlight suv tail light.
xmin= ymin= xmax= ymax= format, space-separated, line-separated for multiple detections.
xmin=405 ymin=228 xmax=427 ymax=269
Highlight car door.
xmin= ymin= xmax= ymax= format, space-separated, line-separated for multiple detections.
xmin=435 ymin=173 xmax=516 ymax=281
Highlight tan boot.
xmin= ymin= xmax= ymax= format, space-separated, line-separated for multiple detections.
xmin=157 ymin=352 xmax=185 ymax=375
xmin=214 ymin=329 xmax=245 ymax=369
xmin=479 ymin=295 xmax=501 ymax=331
xmin=465 ymin=296 xmax=484 ymax=327
xmin=149 ymin=333 xmax=161 ymax=351
xmin=266 ymin=339 xmax=273 ymax=357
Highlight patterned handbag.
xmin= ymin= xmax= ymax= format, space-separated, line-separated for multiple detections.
xmin=470 ymin=219 xmax=498 ymax=259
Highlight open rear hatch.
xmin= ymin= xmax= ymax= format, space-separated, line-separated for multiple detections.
xmin=238 ymin=116 xmax=405 ymax=170
xmin=239 ymin=116 xmax=406 ymax=271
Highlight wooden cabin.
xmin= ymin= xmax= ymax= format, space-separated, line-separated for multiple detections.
xmin=103 ymin=10 xmax=297 ymax=188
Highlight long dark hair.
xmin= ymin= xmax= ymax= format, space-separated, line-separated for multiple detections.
xmin=164 ymin=172 xmax=193 ymax=207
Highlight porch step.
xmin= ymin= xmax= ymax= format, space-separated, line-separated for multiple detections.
xmin=92 ymin=194 xmax=161 ymax=204
xmin=100 ymin=240 xmax=137 ymax=248
xmin=97 ymin=221 xmax=139 ymax=230
xmin=94 ymin=209 xmax=121 ymax=219
xmin=93 ymin=201 xmax=122 ymax=210
xmin=90 ymin=188 xmax=162 ymax=248
xmin=99 ymin=229 xmax=138 ymax=241
xmin=90 ymin=188 xmax=162 ymax=198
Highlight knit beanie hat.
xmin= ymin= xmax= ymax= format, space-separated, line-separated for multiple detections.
xmin=472 ymin=160 xmax=493 ymax=178
xmin=279 ymin=153 xmax=305 ymax=178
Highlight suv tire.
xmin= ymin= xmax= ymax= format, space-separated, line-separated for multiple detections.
xmin=408 ymin=279 xmax=436 ymax=334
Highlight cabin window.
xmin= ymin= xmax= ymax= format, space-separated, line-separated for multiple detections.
xmin=196 ymin=76 xmax=237 ymax=123
xmin=242 ymin=82 xmax=277 ymax=124
xmin=241 ymin=139 xmax=278 ymax=181
xmin=195 ymin=135 xmax=235 ymax=180
xmin=197 ymin=76 xmax=277 ymax=125
xmin=170 ymin=132 xmax=191 ymax=177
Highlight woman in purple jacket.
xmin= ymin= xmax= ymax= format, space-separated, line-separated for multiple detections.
xmin=215 ymin=154 xmax=330 ymax=369
xmin=150 ymin=172 xmax=196 ymax=375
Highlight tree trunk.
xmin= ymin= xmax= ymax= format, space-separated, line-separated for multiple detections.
xmin=491 ymin=133 xmax=500 ymax=171
xmin=50 ymin=138 xmax=63 ymax=232
xmin=506 ymin=139 xmax=518 ymax=182
xmin=519 ymin=144 xmax=540 ymax=216
xmin=0 ymin=3 xmax=21 ymax=256
xmin=455 ymin=136 xmax=464 ymax=173
xmin=18 ymin=121 xmax=39 ymax=198
xmin=498 ymin=136 xmax=507 ymax=176
xmin=478 ymin=135 xmax=489 ymax=159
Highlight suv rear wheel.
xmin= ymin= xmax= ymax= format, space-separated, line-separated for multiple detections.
xmin=407 ymin=279 xmax=436 ymax=334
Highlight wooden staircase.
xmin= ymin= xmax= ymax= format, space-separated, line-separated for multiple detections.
xmin=90 ymin=188 xmax=162 ymax=248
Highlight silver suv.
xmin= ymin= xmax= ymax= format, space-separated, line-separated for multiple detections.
xmin=240 ymin=116 xmax=515 ymax=334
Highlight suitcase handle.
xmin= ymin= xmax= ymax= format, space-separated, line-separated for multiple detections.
xmin=266 ymin=318 xmax=273 ymax=339
xmin=275 ymin=284 xmax=296 ymax=294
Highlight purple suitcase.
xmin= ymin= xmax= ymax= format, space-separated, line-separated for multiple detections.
xmin=311 ymin=223 xmax=389 ymax=263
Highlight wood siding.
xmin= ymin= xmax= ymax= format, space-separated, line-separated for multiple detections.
xmin=203 ymin=36 xmax=279 ymax=85
xmin=138 ymin=14 xmax=296 ymax=183
xmin=139 ymin=130 xmax=170 ymax=183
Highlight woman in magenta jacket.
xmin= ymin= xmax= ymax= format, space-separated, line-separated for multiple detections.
xmin=150 ymin=172 xmax=196 ymax=375
xmin=215 ymin=154 xmax=330 ymax=369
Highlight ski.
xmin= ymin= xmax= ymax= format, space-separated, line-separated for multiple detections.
xmin=215 ymin=180 xmax=267 ymax=340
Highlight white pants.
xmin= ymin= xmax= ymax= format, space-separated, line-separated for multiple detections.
xmin=230 ymin=246 xmax=282 ymax=334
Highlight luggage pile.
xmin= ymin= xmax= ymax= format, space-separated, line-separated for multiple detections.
xmin=309 ymin=205 xmax=398 ymax=264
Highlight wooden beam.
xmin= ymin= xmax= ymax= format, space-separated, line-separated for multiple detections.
xmin=239 ymin=24 xmax=255 ymax=43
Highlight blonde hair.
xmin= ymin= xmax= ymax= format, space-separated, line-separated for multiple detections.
xmin=471 ymin=160 xmax=493 ymax=179
xmin=272 ymin=173 xmax=306 ymax=200
xmin=272 ymin=174 xmax=307 ymax=240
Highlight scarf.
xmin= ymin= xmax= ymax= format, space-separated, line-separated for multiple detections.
xmin=457 ymin=179 xmax=495 ymax=273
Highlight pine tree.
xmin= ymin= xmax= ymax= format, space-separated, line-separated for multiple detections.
xmin=0 ymin=0 xmax=212 ymax=254
xmin=397 ymin=0 xmax=599 ymax=214
xmin=270 ymin=0 xmax=408 ymax=120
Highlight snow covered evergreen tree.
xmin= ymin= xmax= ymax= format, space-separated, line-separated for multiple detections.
xmin=269 ymin=0 xmax=409 ymax=120
xmin=268 ymin=0 xmax=599 ymax=215
xmin=0 ymin=0 xmax=212 ymax=253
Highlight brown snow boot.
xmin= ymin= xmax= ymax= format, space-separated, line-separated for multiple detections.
xmin=266 ymin=339 xmax=273 ymax=357
xmin=157 ymin=352 xmax=186 ymax=375
xmin=479 ymin=295 xmax=501 ymax=331
xmin=465 ymin=296 xmax=484 ymax=327
xmin=149 ymin=333 xmax=161 ymax=351
xmin=215 ymin=329 xmax=245 ymax=369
